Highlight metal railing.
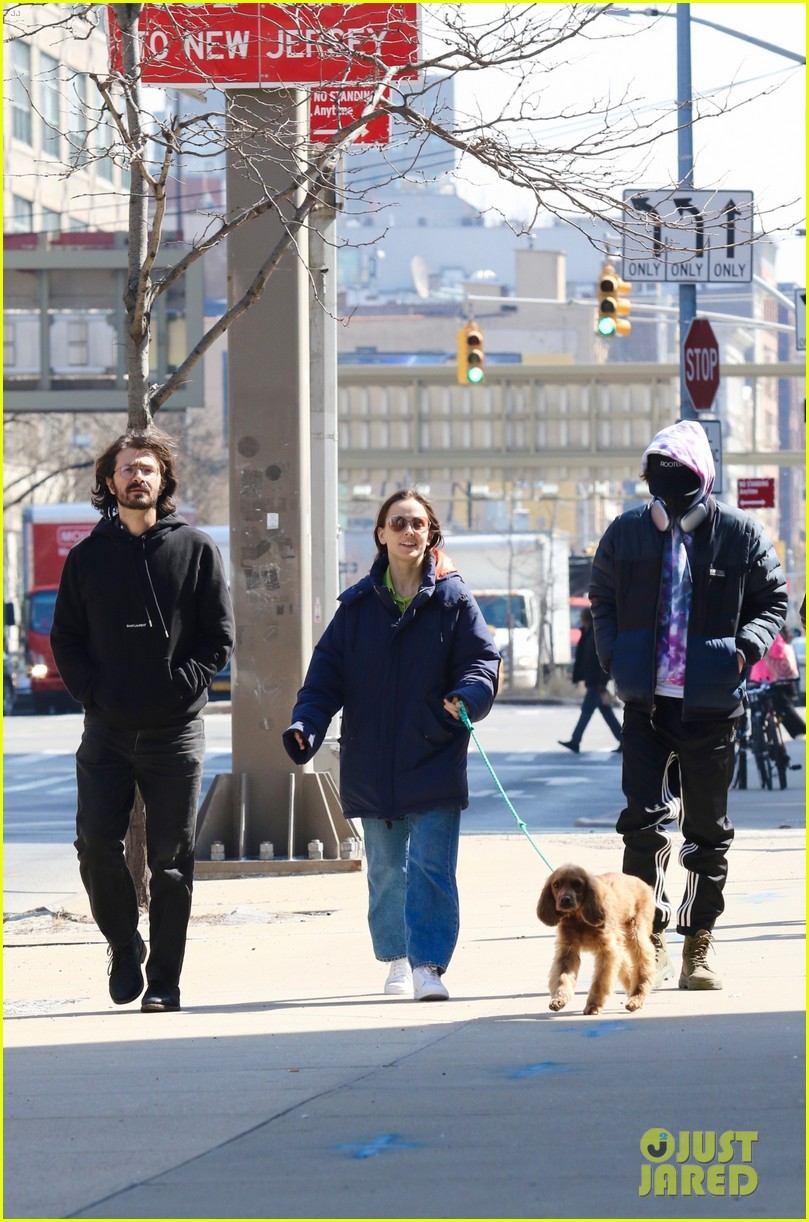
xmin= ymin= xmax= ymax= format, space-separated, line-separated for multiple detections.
xmin=337 ymin=362 xmax=804 ymax=476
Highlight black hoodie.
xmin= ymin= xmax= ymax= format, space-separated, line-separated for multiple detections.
xmin=51 ymin=512 xmax=235 ymax=730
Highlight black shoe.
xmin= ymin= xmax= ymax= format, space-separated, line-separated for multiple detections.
xmin=107 ymin=931 xmax=146 ymax=1005
xmin=558 ymin=739 xmax=580 ymax=753
xmin=141 ymin=982 xmax=181 ymax=1012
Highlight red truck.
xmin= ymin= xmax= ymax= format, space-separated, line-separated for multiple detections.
xmin=21 ymin=503 xmax=98 ymax=712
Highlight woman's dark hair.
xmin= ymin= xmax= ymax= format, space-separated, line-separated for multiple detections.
xmin=91 ymin=429 xmax=178 ymax=519
xmin=373 ymin=488 xmax=443 ymax=558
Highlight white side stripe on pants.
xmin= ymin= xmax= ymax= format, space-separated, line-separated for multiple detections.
xmin=649 ymin=751 xmax=681 ymax=927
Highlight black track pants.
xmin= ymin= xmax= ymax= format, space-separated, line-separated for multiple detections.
xmin=617 ymin=698 xmax=737 ymax=936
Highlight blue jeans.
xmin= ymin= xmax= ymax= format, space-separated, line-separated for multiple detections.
xmin=361 ymin=805 xmax=461 ymax=974
xmin=570 ymin=684 xmax=623 ymax=745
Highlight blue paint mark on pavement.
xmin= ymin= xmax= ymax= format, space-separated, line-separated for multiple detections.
xmin=336 ymin=1134 xmax=422 ymax=1160
xmin=584 ymin=1020 xmax=628 ymax=1037
xmin=508 ymin=1061 xmax=576 ymax=1079
xmin=745 ymin=892 xmax=781 ymax=904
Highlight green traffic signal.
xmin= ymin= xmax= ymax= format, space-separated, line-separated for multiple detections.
xmin=596 ymin=262 xmax=632 ymax=338
xmin=457 ymin=322 xmax=485 ymax=385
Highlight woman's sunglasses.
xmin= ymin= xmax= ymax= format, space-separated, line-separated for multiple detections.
xmin=386 ymin=515 xmax=430 ymax=533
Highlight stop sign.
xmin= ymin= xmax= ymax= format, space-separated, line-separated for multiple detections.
xmin=682 ymin=318 xmax=720 ymax=411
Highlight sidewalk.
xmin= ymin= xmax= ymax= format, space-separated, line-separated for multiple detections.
xmin=3 ymin=828 xmax=805 ymax=1220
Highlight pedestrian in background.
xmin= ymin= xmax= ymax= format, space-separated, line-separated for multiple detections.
xmin=559 ymin=606 xmax=623 ymax=754
xmin=749 ymin=628 xmax=805 ymax=739
xmin=590 ymin=420 xmax=786 ymax=993
xmin=283 ymin=488 xmax=500 ymax=1001
xmin=51 ymin=429 xmax=234 ymax=1013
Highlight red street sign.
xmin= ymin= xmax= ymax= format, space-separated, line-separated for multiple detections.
xmin=309 ymin=87 xmax=391 ymax=144
xmin=107 ymin=5 xmax=420 ymax=88
xmin=737 ymin=478 xmax=775 ymax=509
xmin=682 ymin=317 xmax=720 ymax=411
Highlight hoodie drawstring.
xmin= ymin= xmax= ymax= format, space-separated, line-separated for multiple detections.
xmin=141 ymin=540 xmax=170 ymax=639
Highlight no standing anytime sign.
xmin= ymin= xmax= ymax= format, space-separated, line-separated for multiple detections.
xmin=107 ymin=4 xmax=420 ymax=87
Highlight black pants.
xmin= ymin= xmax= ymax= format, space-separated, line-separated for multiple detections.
xmin=617 ymin=698 xmax=737 ymax=936
xmin=769 ymin=685 xmax=805 ymax=739
xmin=74 ymin=715 xmax=205 ymax=986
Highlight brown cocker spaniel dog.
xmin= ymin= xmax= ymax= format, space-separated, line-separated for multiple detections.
xmin=537 ymin=864 xmax=656 ymax=1015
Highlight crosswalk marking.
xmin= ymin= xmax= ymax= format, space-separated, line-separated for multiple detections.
xmin=4 ymin=777 xmax=75 ymax=794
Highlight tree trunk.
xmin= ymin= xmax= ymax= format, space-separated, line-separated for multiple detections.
xmin=113 ymin=4 xmax=151 ymax=909
xmin=113 ymin=3 xmax=152 ymax=432
xmin=126 ymin=787 xmax=150 ymax=910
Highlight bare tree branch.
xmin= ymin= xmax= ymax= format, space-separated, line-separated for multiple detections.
xmin=3 ymin=462 xmax=94 ymax=511
xmin=5 ymin=1 xmax=803 ymax=421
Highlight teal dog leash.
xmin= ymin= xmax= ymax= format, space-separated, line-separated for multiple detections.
xmin=458 ymin=702 xmax=554 ymax=872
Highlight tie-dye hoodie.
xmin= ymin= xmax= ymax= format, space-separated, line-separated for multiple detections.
xmin=641 ymin=421 xmax=715 ymax=698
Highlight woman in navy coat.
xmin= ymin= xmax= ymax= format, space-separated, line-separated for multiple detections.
xmin=283 ymin=489 xmax=500 ymax=1001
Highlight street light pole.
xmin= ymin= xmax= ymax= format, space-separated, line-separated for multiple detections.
xmin=612 ymin=7 xmax=805 ymax=66
xmin=677 ymin=3 xmax=697 ymax=423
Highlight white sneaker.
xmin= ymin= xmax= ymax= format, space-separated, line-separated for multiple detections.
xmin=412 ymin=965 xmax=449 ymax=1001
xmin=383 ymin=958 xmax=413 ymax=996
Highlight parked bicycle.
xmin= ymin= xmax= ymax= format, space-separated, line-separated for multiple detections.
xmin=732 ymin=680 xmax=798 ymax=790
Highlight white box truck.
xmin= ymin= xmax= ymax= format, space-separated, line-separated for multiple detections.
xmin=443 ymin=532 xmax=571 ymax=688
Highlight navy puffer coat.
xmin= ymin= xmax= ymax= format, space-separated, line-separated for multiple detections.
xmin=283 ymin=550 xmax=500 ymax=818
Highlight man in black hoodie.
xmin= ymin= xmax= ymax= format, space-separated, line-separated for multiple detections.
xmin=51 ymin=429 xmax=234 ymax=1012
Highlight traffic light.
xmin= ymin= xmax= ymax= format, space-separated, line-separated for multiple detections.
xmin=457 ymin=321 xmax=485 ymax=384
xmin=596 ymin=262 xmax=632 ymax=338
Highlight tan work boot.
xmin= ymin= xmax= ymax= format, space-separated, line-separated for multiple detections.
xmin=679 ymin=929 xmax=722 ymax=990
xmin=651 ymin=931 xmax=675 ymax=988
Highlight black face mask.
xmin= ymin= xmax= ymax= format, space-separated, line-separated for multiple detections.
xmin=661 ymin=492 xmax=699 ymax=520
xmin=646 ymin=453 xmax=701 ymax=514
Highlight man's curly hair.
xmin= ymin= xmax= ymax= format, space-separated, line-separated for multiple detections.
xmin=91 ymin=429 xmax=178 ymax=519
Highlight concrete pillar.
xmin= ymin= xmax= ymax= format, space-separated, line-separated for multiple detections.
xmin=226 ymin=88 xmax=313 ymax=855
xmin=308 ymin=183 xmax=340 ymax=640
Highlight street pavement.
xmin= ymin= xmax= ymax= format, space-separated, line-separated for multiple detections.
xmin=2 ymin=703 xmax=806 ymax=1220
xmin=4 ymin=703 xmax=804 ymax=845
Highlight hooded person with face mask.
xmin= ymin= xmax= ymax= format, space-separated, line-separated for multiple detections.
xmin=589 ymin=420 xmax=787 ymax=993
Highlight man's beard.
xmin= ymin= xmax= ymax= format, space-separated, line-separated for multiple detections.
xmin=116 ymin=487 xmax=159 ymax=511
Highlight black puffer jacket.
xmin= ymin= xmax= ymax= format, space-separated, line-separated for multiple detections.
xmin=589 ymin=498 xmax=786 ymax=720
xmin=571 ymin=622 xmax=610 ymax=689
xmin=51 ymin=513 xmax=234 ymax=729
